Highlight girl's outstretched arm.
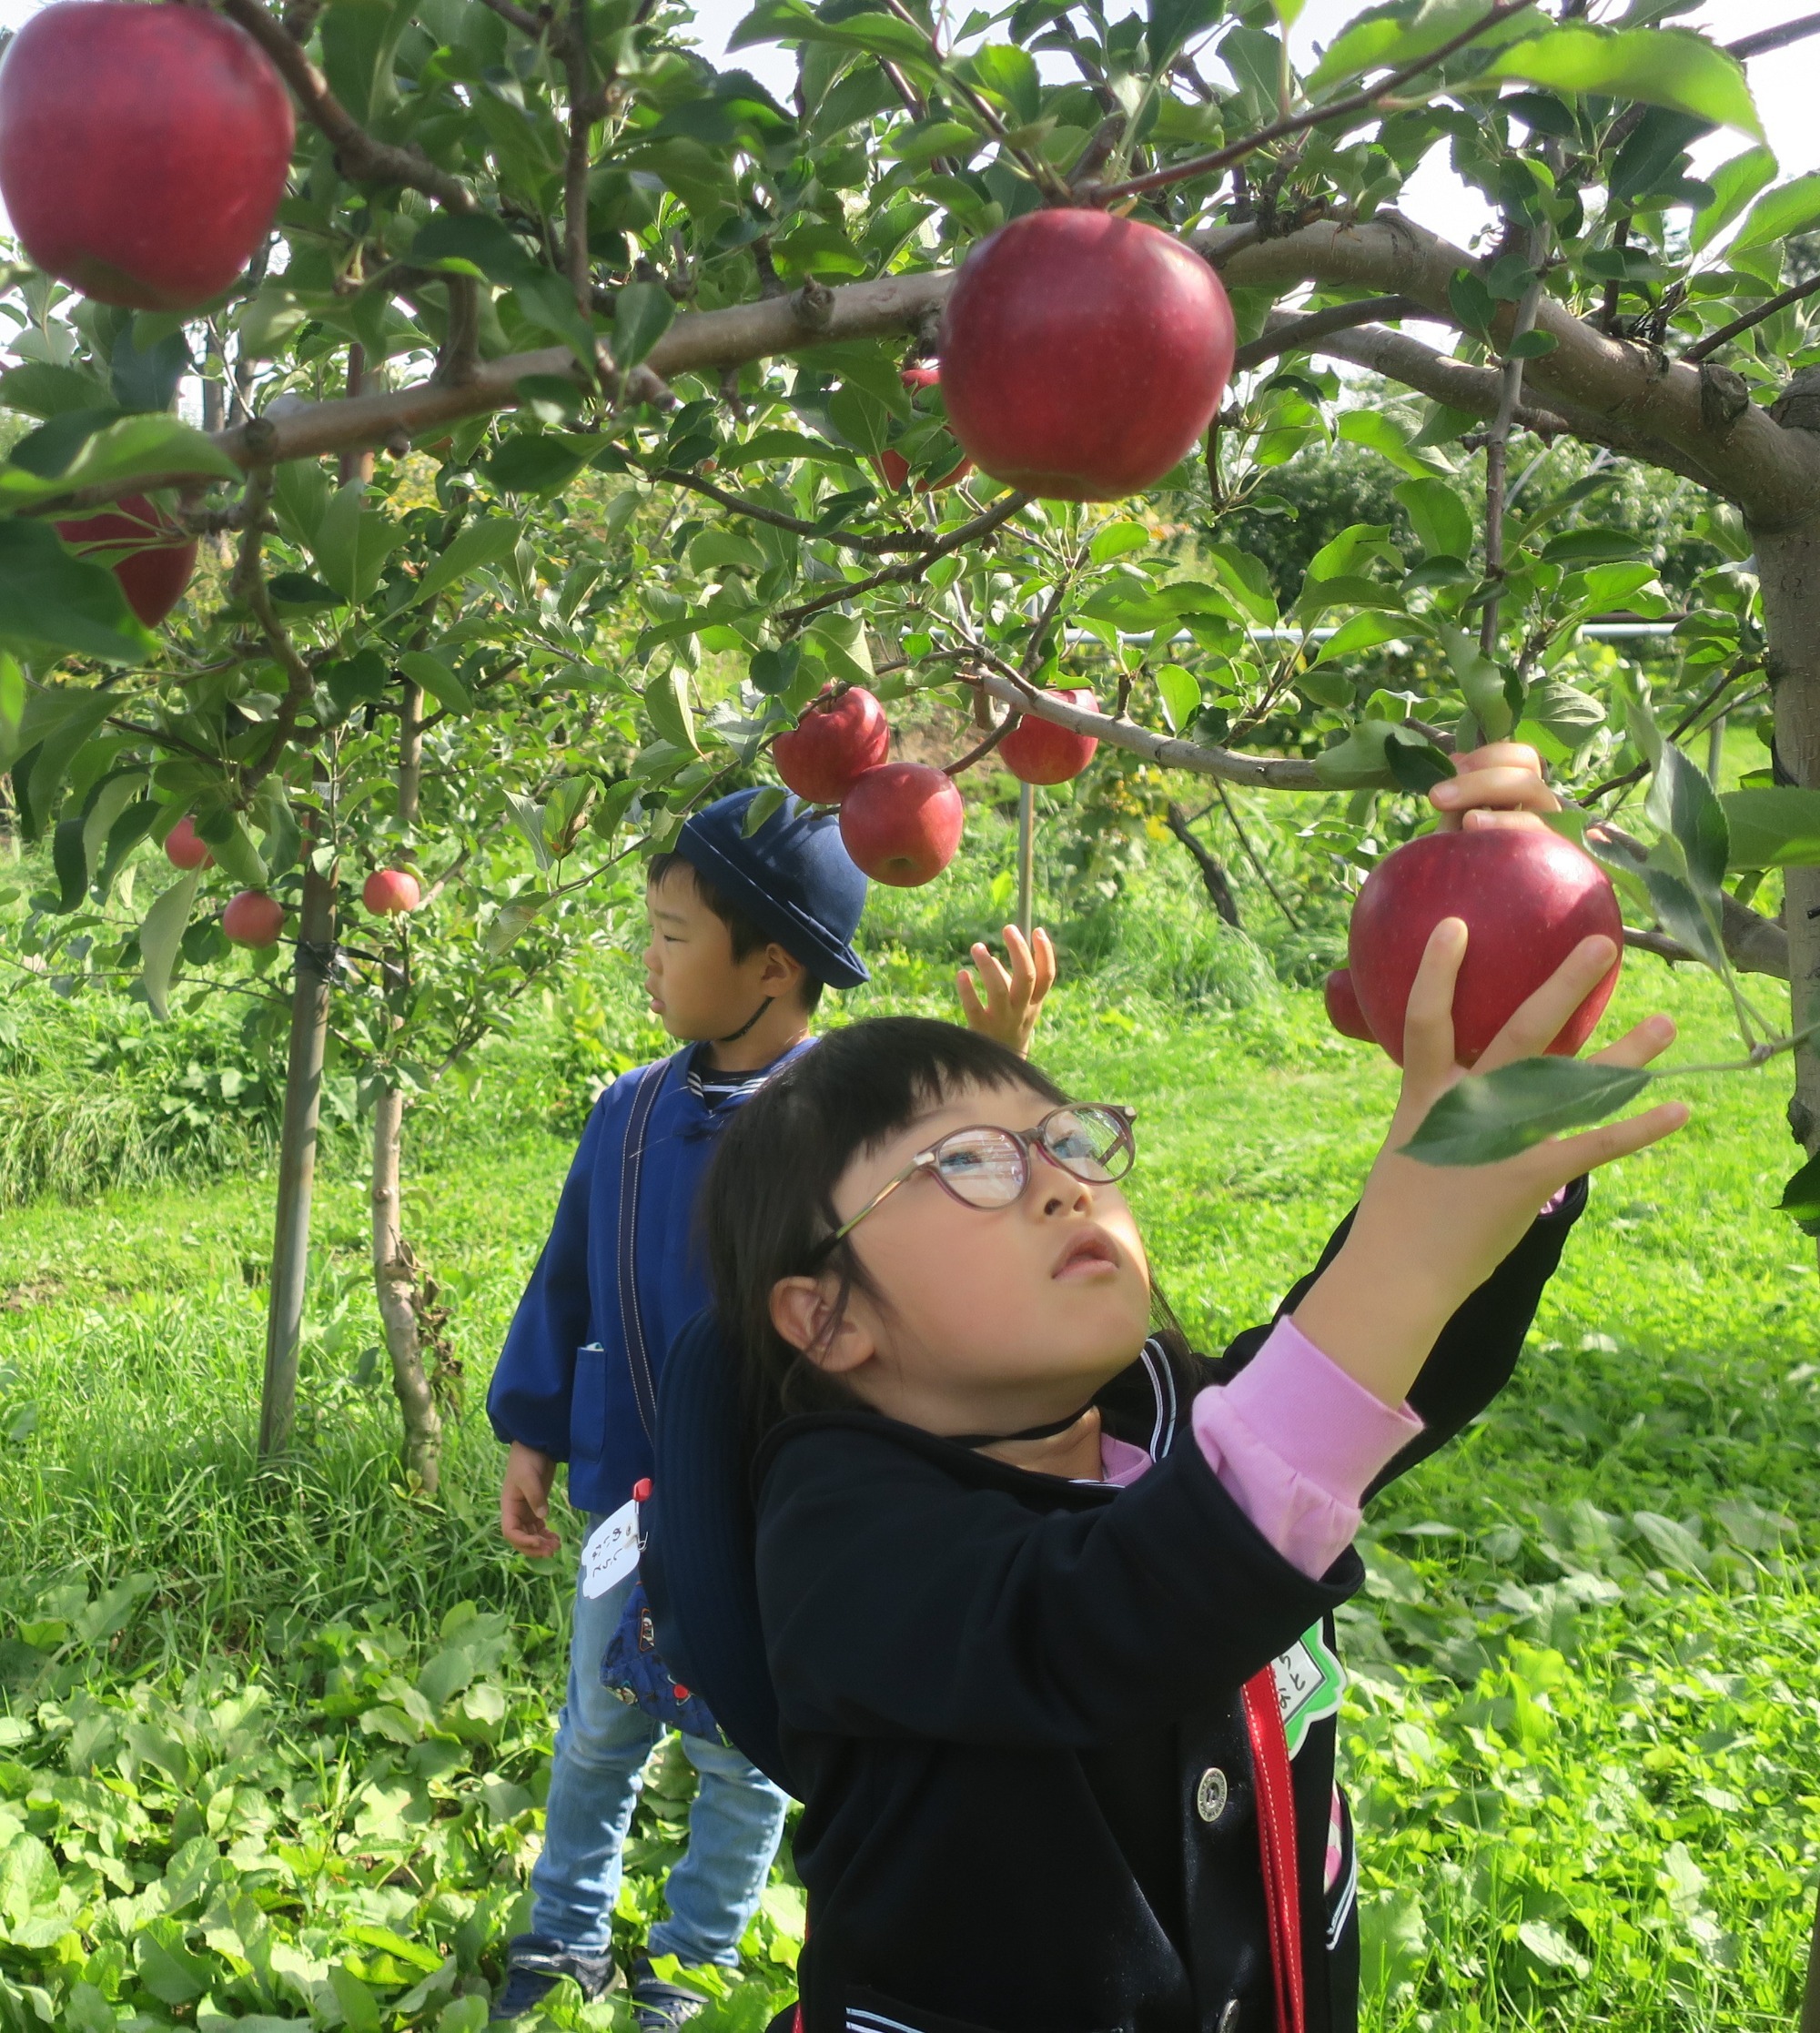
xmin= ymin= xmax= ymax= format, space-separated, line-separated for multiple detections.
xmin=1292 ymin=919 xmax=1684 ymax=1411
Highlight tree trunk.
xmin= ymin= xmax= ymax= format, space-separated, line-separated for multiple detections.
xmin=1165 ymin=804 xmax=1242 ymax=928
xmin=258 ymin=840 xmax=336 ymax=1459
xmin=1750 ymin=505 xmax=1820 ymax=2030
xmin=369 ymin=674 xmax=441 ymax=1488
xmin=370 ymin=1082 xmax=442 ymax=1492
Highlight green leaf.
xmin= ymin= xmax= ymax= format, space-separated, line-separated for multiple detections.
xmin=1406 ymin=1057 xmax=1654 ymax=1166
xmin=1384 ymin=732 xmax=1455 ymax=793
xmin=410 ymin=212 xmax=542 ymax=287
xmin=1719 ymin=788 xmax=1820 ymax=868
xmin=312 ymin=480 xmax=402 ymax=603
xmin=109 ymin=317 xmax=191 ymax=413
xmin=1310 ymin=611 xmax=1410 ymax=666
xmin=1089 ymin=521 xmax=1152 ymax=565
xmin=1155 ymin=663 xmax=1201 ymax=733
xmin=1646 ymin=742 xmax=1728 ymax=895
xmin=0 ymin=521 xmax=152 ymax=665
xmin=612 ymin=281 xmax=677 ymax=370
xmin=0 ymin=413 xmax=237 ymax=512
xmin=1393 ymin=477 xmax=1474 ymax=561
xmin=139 ymin=872 xmax=199 ymax=1020
xmin=0 ymin=654 xmax=20 ymax=764
xmin=1486 ymin=28 xmax=1763 ymax=143
xmin=411 ymin=517 xmax=521 ymax=606
xmin=398 ymin=649 xmax=474 ymax=713
xmin=136 ymin=1916 xmax=215 ymax=2005
xmin=195 ymin=807 xmax=268 ymax=890
xmin=329 ymin=1965 xmax=384 ymax=2033
xmin=482 ymin=433 xmax=592 ymax=495
xmin=503 ymin=792 xmax=552 ymax=872
xmin=0 ymin=362 xmax=113 ymax=419
xmin=1543 ymin=526 xmax=1646 ymax=566
xmin=1526 ymin=680 xmax=1605 ymax=749
xmin=1776 ymin=1148 xmax=1820 ymax=1235
xmin=644 ymin=667 xmax=699 ymax=753
xmin=1337 ymin=408 xmax=1445 ymax=479
xmin=1202 ymin=543 xmax=1278 ymax=626
xmin=1307 ymin=0 xmax=1543 ymax=92
xmin=1690 ymin=145 xmax=1777 ymax=253
xmin=1437 ymin=625 xmax=1512 ymax=743
xmin=960 ymin=44 xmax=1041 ymax=124
xmin=805 ymin=610 xmax=875 ymax=684
xmin=1729 ymin=172 xmax=1820 ymax=257
xmin=749 ymin=642 xmax=802 ymax=694
xmin=743 ymin=784 xmax=788 ymax=834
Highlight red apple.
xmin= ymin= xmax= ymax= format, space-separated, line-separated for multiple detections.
xmin=55 ymin=496 xmax=197 ymax=628
xmin=1348 ymin=830 xmax=1623 ymax=1068
xmin=875 ymin=366 xmax=973 ymax=493
xmin=938 ymin=209 xmax=1237 ymax=501
xmin=998 ymin=688 xmax=1099 ymax=785
xmin=0 ymin=3 xmax=295 ymax=313
xmin=839 ymin=763 xmax=965 ymax=886
xmin=1323 ymin=967 xmax=1375 ymax=1043
xmin=774 ymin=686 xmax=892 ymax=804
xmin=222 ymin=890 xmax=284 ymax=948
xmin=163 ymin=815 xmax=214 ymax=872
xmin=363 ymin=869 xmax=421 ymax=915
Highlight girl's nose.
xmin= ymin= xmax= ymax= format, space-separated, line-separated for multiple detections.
xmin=1037 ymin=1159 xmax=1094 ymax=1218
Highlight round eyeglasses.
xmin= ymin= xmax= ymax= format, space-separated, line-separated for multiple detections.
xmin=814 ymin=1103 xmax=1137 ymax=1259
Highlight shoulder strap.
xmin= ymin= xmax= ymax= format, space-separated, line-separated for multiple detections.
xmin=1243 ymin=1668 xmax=1306 ymax=2033
xmin=614 ymin=1054 xmax=682 ymax=1442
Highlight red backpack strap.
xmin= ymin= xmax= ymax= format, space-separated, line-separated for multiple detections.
xmin=1242 ymin=1667 xmax=1306 ymax=2033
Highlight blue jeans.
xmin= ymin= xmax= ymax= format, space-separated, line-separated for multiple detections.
xmin=530 ymin=1540 xmax=789 ymax=1967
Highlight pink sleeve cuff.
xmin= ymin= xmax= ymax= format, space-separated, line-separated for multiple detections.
xmin=1191 ymin=1318 xmax=1423 ymax=1579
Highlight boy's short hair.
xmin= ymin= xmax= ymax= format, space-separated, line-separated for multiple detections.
xmin=648 ymin=852 xmax=825 ymax=1015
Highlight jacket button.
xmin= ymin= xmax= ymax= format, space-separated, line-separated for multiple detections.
xmin=1218 ymin=2003 xmax=1240 ymax=2031
xmin=1196 ymin=1766 xmax=1229 ymax=1824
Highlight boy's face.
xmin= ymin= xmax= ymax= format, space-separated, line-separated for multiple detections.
xmin=643 ymin=866 xmax=790 ymax=1042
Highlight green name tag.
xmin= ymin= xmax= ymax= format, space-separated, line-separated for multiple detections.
xmin=1271 ymin=1623 xmax=1345 ymax=1759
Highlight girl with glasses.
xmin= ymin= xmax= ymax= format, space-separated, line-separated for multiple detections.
xmin=694 ymin=924 xmax=1684 ymax=2033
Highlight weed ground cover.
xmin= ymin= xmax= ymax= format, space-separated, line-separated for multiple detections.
xmin=0 ymin=949 xmax=1815 ymax=2029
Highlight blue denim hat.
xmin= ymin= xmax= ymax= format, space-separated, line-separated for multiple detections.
xmin=673 ymin=788 xmax=869 ymax=989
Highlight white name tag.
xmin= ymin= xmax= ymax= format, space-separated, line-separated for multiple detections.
xmin=579 ymin=1498 xmax=642 ymax=1599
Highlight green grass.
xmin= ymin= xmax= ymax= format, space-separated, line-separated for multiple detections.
xmin=0 ymin=934 xmax=1817 ymax=2028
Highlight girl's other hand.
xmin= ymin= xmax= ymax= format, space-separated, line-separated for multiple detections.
xmin=956 ymin=925 xmax=1057 ymax=1057
xmin=1293 ymin=919 xmax=1686 ymax=1409
xmin=1429 ymin=741 xmax=1561 ymax=832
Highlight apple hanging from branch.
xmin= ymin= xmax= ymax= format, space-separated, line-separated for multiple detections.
xmin=774 ymin=686 xmax=893 ymax=804
xmin=998 ymin=688 xmax=1100 ymax=784
xmin=363 ymin=870 xmax=422 ymax=916
xmin=939 ymin=210 xmax=1236 ymax=501
xmin=163 ymin=816 xmax=214 ymax=873
xmin=839 ymin=763 xmax=965 ymax=886
xmin=0 ymin=2 xmax=294 ymax=312
xmin=223 ymin=891 xmax=285 ymax=949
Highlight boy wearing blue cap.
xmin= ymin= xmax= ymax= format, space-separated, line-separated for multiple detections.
xmin=487 ymin=790 xmax=1052 ymax=2028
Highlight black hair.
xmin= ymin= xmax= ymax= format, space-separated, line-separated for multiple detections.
xmin=647 ymin=850 xmax=824 ymax=1016
xmin=703 ymin=1018 xmax=1062 ymax=1443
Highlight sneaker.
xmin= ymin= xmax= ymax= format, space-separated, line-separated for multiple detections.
xmin=490 ymin=1934 xmax=618 ymax=2022
xmin=629 ymin=1955 xmax=708 ymax=2030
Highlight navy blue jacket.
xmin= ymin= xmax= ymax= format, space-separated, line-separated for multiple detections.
xmin=489 ymin=1043 xmax=810 ymax=1514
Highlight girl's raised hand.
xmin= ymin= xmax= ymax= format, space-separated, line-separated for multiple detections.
xmin=1293 ymin=919 xmax=1686 ymax=1410
xmin=956 ymin=925 xmax=1057 ymax=1058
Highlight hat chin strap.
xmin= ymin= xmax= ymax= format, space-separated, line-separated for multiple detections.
xmin=715 ymin=996 xmax=774 ymax=1046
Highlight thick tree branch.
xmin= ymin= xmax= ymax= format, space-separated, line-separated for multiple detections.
xmin=33 ymin=212 xmax=1820 ymax=533
xmin=1727 ymin=11 xmax=1820 ymax=60
xmin=217 ymin=0 xmax=479 ymax=213
xmin=973 ymin=672 xmax=1321 ymax=789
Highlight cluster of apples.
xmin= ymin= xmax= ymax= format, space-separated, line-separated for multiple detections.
xmin=772 ymin=684 xmax=1103 ymax=887
xmin=1325 ymin=829 xmax=1624 ymax=1066
xmin=164 ymin=817 xmax=420 ymax=949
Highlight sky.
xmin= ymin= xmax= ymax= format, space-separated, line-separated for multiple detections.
xmin=0 ymin=0 xmax=1812 ymax=256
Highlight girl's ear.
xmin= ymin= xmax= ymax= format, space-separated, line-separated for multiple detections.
xmin=770 ymin=1274 xmax=875 ymax=1377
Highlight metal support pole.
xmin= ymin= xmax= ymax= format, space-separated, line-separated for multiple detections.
xmin=1707 ymin=713 xmax=1727 ymax=787
xmin=1016 ymin=782 xmax=1035 ymax=941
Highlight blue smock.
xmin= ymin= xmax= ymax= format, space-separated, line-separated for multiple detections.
xmin=487 ymin=1042 xmax=810 ymax=1514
